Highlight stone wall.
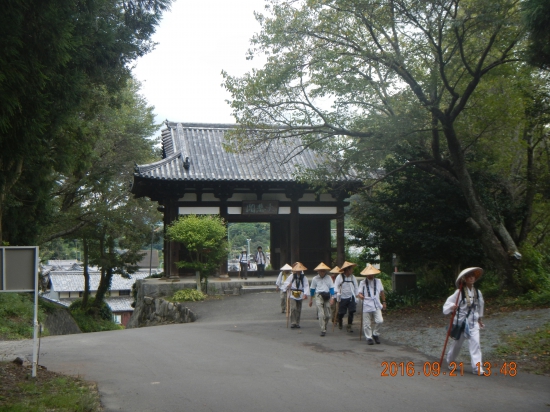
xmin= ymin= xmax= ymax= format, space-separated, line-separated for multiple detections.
xmin=126 ymin=296 xmax=196 ymax=328
xmin=43 ymin=307 xmax=81 ymax=335
xmin=126 ymin=279 xmax=198 ymax=328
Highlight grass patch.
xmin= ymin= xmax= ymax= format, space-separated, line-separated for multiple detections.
xmin=489 ymin=322 xmax=550 ymax=375
xmin=484 ymin=290 xmax=550 ymax=312
xmin=0 ymin=294 xmax=49 ymax=340
xmin=0 ymin=361 xmax=102 ymax=411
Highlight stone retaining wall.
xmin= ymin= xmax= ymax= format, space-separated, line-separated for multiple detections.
xmin=126 ymin=279 xmax=200 ymax=328
xmin=126 ymin=296 xmax=196 ymax=328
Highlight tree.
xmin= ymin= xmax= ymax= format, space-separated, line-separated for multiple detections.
xmin=523 ymin=0 xmax=550 ymax=69
xmin=224 ymin=0 xmax=534 ymax=283
xmin=349 ymin=156 xmax=485 ymax=286
xmin=0 ymin=0 xmax=171 ymax=244
xmin=37 ymin=78 xmax=162 ymax=310
xmin=227 ymin=222 xmax=270 ymax=256
xmin=166 ymin=215 xmax=228 ymax=284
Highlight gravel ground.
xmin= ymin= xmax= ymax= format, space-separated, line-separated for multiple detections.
xmin=382 ymin=306 xmax=550 ymax=364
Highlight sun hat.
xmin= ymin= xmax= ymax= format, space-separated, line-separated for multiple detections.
xmin=329 ymin=266 xmax=343 ymax=274
xmin=340 ymin=261 xmax=357 ymax=270
xmin=314 ymin=262 xmax=331 ymax=271
xmin=455 ymin=267 xmax=483 ymax=287
xmin=360 ymin=264 xmax=381 ymax=275
xmin=280 ymin=263 xmax=293 ymax=271
xmin=292 ymin=262 xmax=307 ymax=272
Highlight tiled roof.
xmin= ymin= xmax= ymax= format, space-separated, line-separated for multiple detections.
xmin=49 ymin=272 xmax=150 ymax=292
xmin=134 ymin=123 xmax=358 ymax=183
xmin=105 ymin=297 xmax=135 ymax=312
xmin=41 ymin=294 xmax=135 ymax=312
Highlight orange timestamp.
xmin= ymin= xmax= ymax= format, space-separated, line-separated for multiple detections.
xmin=381 ymin=361 xmax=517 ymax=377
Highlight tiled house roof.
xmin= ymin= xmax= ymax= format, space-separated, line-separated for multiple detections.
xmin=49 ymin=272 xmax=150 ymax=292
xmin=41 ymin=294 xmax=136 ymax=312
xmin=134 ymin=123 xmax=359 ymax=183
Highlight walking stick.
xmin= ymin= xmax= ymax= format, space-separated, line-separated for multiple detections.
xmin=439 ymin=282 xmax=463 ymax=367
xmin=286 ymin=289 xmax=291 ymax=328
xmin=359 ymin=298 xmax=363 ymax=341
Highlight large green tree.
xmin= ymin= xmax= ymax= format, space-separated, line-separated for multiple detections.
xmin=523 ymin=0 xmax=550 ymax=69
xmin=0 ymin=0 xmax=171 ymax=244
xmin=223 ymin=0 xmax=542 ymax=283
xmin=38 ymin=79 xmax=161 ymax=310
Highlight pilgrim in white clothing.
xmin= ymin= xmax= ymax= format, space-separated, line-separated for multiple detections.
xmin=357 ymin=264 xmax=386 ymax=344
xmin=275 ymin=264 xmax=292 ymax=313
xmin=282 ymin=262 xmax=309 ymax=328
xmin=443 ymin=267 xmax=485 ymax=375
xmin=334 ymin=261 xmax=359 ymax=332
xmin=308 ymin=263 xmax=335 ymax=336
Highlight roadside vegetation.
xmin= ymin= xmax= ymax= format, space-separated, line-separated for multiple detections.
xmin=0 ymin=294 xmax=48 ymax=340
xmin=168 ymin=289 xmax=206 ymax=302
xmin=0 ymin=361 xmax=102 ymax=411
xmin=0 ymin=293 xmax=104 ymax=410
xmin=492 ymin=322 xmax=550 ymax=375
xmin=68 ymin=299 xmax=123 ymax=333
xmin=0 ymin=293 xmax=122 ymax=339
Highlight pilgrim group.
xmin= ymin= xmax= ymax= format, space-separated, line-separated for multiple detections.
xmin=274 ymin=261 xmax=487 ymax=375
xmin=275 ymin=260 xmax=386 ymax=345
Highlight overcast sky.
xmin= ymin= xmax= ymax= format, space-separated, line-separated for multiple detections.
xmin=132 ymin=0 xmax=265 ymax=131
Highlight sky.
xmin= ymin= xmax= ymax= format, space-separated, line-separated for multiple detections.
xmin=132 ymin=0 xmax=266 ymax=131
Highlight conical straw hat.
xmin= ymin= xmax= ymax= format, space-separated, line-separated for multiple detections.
xmin=292 ymin=262 xmax=307 ymax=271
xmin=360 ymin=264 xmax=381 ymax=275
xmin=340 ymin=261 xmax=357 ymax=270
xmin=329 ymin=266 xmax=343 ymax=274
xmin=314 ymin=262 xmax=331 ymax=271
xmin=280 ymin=263 xmax=293 ymax=271
xmin=455 ymin=267 xmax=483 ymax=287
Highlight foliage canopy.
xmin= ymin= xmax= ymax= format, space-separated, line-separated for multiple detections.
xmin=166 ymin=215 xmax=228 ymax=279
xmin=223 ymin=0 xmax=550 ymax=285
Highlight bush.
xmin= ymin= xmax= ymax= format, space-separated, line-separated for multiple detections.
xmin=69 ymin=298 xmax=121 ymax=333
xmin=69 ymin=298 xmax=112 ymax=321
xmin=69 ymin=309 xmax=122 ymax=333
xmin=515 ymin=245 xmax=550 ymax=293
xmin=171 ymin=289 xmax=205 ymax=302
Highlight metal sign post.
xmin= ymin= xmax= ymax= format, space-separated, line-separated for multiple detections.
xmin=0 ymin=246 xmax=40 ymax=377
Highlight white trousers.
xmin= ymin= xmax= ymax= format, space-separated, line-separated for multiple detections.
xmin=362 ymin=310 xmax=383 ymax=339
xmin=446 ymin=325 xmax=483 ymax=374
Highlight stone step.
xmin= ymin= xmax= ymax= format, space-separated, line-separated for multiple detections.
xmin=240 ymin=285 xmax=277 ymax=294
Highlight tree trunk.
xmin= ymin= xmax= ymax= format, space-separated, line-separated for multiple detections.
xmin=82 ymin=238 xmax=90 ymax=308
xmin=0 ymin=158 xmax=24 ymax=244
xmin=442 ymin=121 xmax=515 ymax=283
xmin=93 ymin=238 xmax=113 ymax=308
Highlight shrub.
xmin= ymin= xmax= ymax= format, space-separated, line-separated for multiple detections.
xmin=171 ymin=289 xmax=205 ymax=302
xmin=515 ymin=245 xmax=550 ymax=293
xmin=68 ymin=298 xmax=121 ymax=332
xmin=69 ymin=298 xmax=113 ymax=321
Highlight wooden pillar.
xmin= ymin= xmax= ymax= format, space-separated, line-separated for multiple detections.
xmin=336 ymin=204 xmax=345 ymax=266
xmin=219 ymin=201 xmax=229 ymax=277
xmin=163 ymin=197 xmax=179 ymax=279
xmin=290 ymin=200 xmax=300 ymax=264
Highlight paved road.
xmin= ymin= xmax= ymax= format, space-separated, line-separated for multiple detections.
xmin=2 ymin=293 xmax=549 ymax=412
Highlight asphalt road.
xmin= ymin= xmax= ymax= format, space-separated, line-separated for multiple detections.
xmin=4 ymin=293 xmax=550 ymax=412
